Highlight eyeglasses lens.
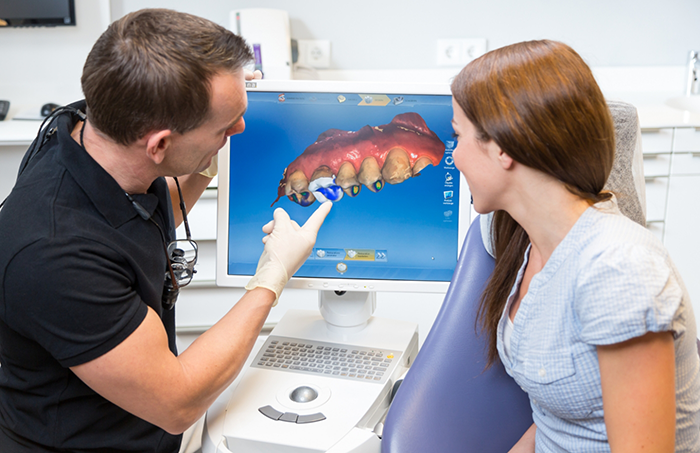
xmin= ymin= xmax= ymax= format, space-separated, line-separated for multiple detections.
xmin=167 ymin=240 xmax=197 ymax=286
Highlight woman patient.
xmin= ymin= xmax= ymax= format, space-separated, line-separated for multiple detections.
xmin=450 ymin=40 xmax=700 ymax=452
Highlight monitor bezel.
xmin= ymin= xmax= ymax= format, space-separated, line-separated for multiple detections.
xmin=216 ymin=79 xmax=470 ymax=293
xmin=0 ymin=0 xmax=76 ymax=27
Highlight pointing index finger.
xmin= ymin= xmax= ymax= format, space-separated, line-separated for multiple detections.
xmin=301 ymin=202 xmax=332 ymax=234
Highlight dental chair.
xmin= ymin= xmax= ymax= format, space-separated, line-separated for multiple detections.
xmin=381 ymin=100 xmax=647 ymax=453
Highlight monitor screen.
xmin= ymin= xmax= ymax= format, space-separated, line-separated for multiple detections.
xmin=0 ymin=0 xmax=75 ymax=27
xmin=216 ymin=80 xmax=469 ymax=293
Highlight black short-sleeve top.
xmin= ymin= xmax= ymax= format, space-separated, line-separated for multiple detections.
xmin=0 ymin=102 xmax=181 ymax=452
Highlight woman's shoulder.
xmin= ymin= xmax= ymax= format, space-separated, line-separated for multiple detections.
xmin=578 ymin=202 xmax=665 ymax=259
xmin=572 ymin=206 xmax=687 ymax=346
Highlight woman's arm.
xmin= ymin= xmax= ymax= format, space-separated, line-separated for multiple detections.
xmin=598 ymin=331 xmax=676 ymax=453
xmin=509 ymin=423 xmax=536 ymax=453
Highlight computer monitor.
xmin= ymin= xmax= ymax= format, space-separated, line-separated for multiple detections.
xmin=0 ymin=0 xmax=76 ymax=27
xmin=216 ymin=80 xmax=470 ymax=328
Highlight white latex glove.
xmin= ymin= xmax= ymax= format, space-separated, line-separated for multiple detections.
xmin=198 ymin=154 xmax=218 ymax=178
xmin=246 ymin=202 xmax=332 ymax=305
xmin=244 ymin=69 xmax=263 ymax=80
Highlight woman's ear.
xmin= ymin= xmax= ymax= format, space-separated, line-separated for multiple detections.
xmin=494 ymin=143 xmax=514 ymax=170
xmin=144 ymin=130 xmax=172 ymax=165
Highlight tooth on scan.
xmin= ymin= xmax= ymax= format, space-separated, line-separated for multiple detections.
xmin=358 ymin=157 xmax=384 ymax=193
xmin=272 ymin=112 xmax=445 ymax=206
xmin=308 ymin=166 xmax=344 ymax=202
xmin=412 ymin=156 xmax=433 ymax=176
xmin=336 ymin=161 xmax=361 ymax=197
xmin=285 ymin=169 xmax=316 ymax=207
xmin=381 ymin=148 xmax=412 ymax=184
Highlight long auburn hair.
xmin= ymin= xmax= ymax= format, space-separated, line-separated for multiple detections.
xmin=451 ymin=40 xmax=615 ymax=366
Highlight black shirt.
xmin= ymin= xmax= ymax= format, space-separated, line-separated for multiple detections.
xmin=0 ymin=102 xmax=181 ymax=452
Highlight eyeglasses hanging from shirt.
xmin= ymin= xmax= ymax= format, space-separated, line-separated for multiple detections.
xmin=126 ymin=177 xmax=198 ymax=310
xmin=161 ymin=177 xmax=198 ymax=309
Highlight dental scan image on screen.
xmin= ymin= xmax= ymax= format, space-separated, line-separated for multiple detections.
xmin=224 ymin=85 xmax=459 ymax=285
xmin=271 ymin=111 xmax=446 ymax=207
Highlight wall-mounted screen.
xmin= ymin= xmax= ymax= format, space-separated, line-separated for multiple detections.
xmin=0 ymin=0 xmax=75 ymax=27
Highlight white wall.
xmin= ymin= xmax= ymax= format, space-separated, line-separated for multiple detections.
xmin=0 ymin=0 xmax=110 ymax=222
xmin=111 ymin=0 xmax=700 ymax=69
xmin=0 ymin=0 xmax=110 ymax=107
xmin=3 ymin=0 xmax=698 ymax=110
xmin=3 ymin=0 xmax=699 ymax=108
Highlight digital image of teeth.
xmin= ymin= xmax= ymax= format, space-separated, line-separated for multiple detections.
xmin=272 ymin=113 xmax=445 ymax=207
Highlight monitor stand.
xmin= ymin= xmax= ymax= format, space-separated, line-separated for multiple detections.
xmin=319 ymin=290 xmax=376 ymax=333
xmin=201 ymin=290 xmax=419 ymax=453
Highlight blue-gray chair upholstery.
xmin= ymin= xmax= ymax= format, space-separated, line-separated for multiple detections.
xmin=381 ymin=216 xmax=532 ymax=452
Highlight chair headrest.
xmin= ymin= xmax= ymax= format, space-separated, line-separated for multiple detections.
xmin=605 ymin=100 xmax=646 ymax=226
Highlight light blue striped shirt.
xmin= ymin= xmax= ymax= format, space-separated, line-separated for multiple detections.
xmin=497 ymin=204 xmax=700 ymax=452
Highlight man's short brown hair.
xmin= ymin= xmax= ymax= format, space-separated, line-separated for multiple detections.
xmin=81 ymin=9 xmax=253 ymax=145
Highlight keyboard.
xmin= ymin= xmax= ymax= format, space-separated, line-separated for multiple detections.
xmin=251 ymin=335 xmax=401 ymax=384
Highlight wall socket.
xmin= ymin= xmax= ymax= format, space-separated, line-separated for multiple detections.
xmin=296 ymin=39 xmax=331 ymax=69
xmin=436 ymin=39 xmax=487 ymax=67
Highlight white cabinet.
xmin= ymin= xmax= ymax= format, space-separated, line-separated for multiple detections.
xmin=665 ymin=173 xmax=700 ymax=321
xmin=644 ymin=176 xmax=669 ymax=222
xmin=176 ymin=190 xmax=218 ymax=241
xmin=648 ymin=127 xmax=700 ymax=320
xmin=641 ymin=128 xmax=674 ymax=153
xmin=642 ymin=152 xmax=672 ymax=177
xmin=642 ymin=150 xmax=671 ymax=238
xmin=641 ymin=127 xmax=700 ymax=319
xmin=641 ymin=129 xmax=674 ymax=243
xmin=673 ymin=127 xmax=700 ymax=153
xmin=670 ymin=152 xmax=700 ymax=176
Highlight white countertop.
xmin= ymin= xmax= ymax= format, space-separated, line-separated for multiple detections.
xmin=637 ymin=104 xmax=700 ymax=130
xmin=0 ymin=101 xmax=54 ymax=145
xmin=606 ymin=90 xmax=700 ymax=129
xmin=0 ymin=119 xmax=45 ymax=146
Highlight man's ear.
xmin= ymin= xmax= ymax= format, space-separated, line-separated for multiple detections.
xmin=145 ymin=130 xmax=172 ymax=165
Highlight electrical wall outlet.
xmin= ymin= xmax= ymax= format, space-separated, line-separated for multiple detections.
xmin=297 ymin=39 xmax=331 ymax=69
xmin=436 ymin=38 xmax=487 ymax=67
